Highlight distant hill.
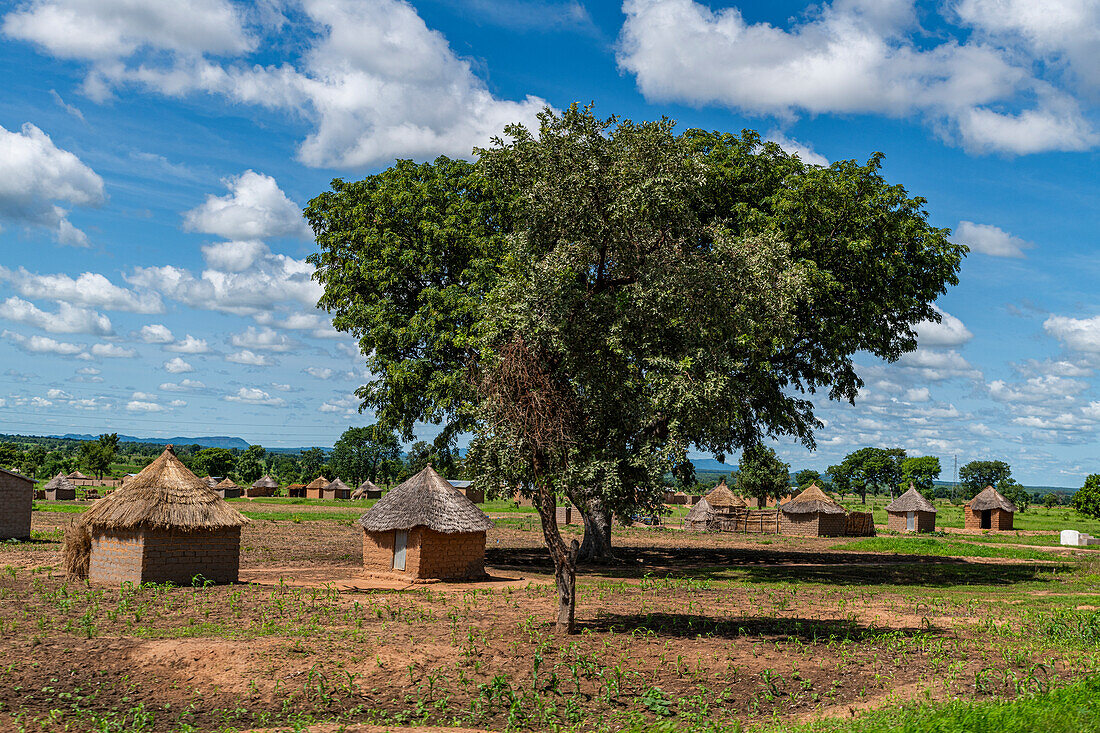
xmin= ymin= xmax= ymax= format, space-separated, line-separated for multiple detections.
xmin=58 ymin=434 xmax=250 ymax=450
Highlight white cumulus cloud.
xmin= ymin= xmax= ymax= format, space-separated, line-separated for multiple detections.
xmin=226 ymin=349 xmax=273 ymax=366
xmin=138 ymin=323 xmax=173 ymax=343
xmin=0 ymin=266 xmax=163 ymax=313
xmin=164 ymin=334 xmax=209 ymax=354
xmin=224 ymin=387 xmax=285 ymax=406
xmin=163 ymin=356 xmax=193 ymax=373
xmin=184 ymin=171 xmax=310 ymax=240
xmin=956 ymin=220 xmax=1034 ymax=258
xmin=0 ymin=297 xmax=112 ymax=335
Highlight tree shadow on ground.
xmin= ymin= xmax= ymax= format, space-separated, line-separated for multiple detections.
xmin=486 ymin=546 xmax=1066 ymax=587
xmin=581 ymin=612 xmax=934 ymax=641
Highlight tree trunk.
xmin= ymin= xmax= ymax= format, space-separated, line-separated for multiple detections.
xmin=860 ymin=488 xmax=866 ymax=504
xmin=534 ymin=486 xmax=579 ymax=634
xmin=576 ymin=498 xmax=614 ymax=563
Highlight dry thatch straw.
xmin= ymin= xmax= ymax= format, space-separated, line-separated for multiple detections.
xmin=970 ymin=485 xmax=1017 ymax=512
xmin=682 ymin=497 xmax=714 ymax=529
xmin=62 ymin=521 xmax=91 ymax=581
xmin=781 ymin=483 xmax=845 ymax=515
xmin=705 ymin=480 xmax=745 ymax=510
xmin=886 ymin=485 xmax=937 ymax=513
xmin=252 ymin=475 xmax=278 ymax=490
xmin=305 ymin=476 xmax=329 ymax=491
xmin=43 ymin=472 xmax=77 ymax=495
xmin=359 ymin=465 xmax=493 ymax=534
xmin=81 ymin=445 xmax=248 ymax=531
xmin=214 ymin=478 xmax=239 ymax=490
xmin=352 ymin=478 xmax=381 ymax=500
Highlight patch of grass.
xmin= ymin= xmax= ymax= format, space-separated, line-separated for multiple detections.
xmin=32 ymin=502 xmax=87 ymax=514
xmin=834 ymin=536 xmax=1057 ymax=560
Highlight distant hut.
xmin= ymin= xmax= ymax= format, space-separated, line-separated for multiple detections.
xmin=67 ymin=471 xmax=89 ymax=481
xmin=704 ymin=480 xmax=745 ymax=516
xmin=358 ymin=465 xmax=493 ymax=581
xmin=682 ymin=497 xmax=714 ymax=531
xmin=447 ymin=478 xmax=485 ymax=504
xmin=352 ymin=479 xmax=382 ymax=500
xmin=286 ymin=483 xmax=305 ymax=498
xmin=964 ymin=486 xmax=1016 ymax=531
xmin=323 ymin=478 xmax=353 ymax=501
xmin=886 ymin=485 xmax=937 ymax=533
xmin=248 ymin=475 xmax=279 ymax=498
xmin=305 ymin=476 xmax=329 ymax=499
xmin=202 ymin=476 xmax=220 ymax=490
xmin=780 ymin=483 xmax=846 ymax=536
xmin=68 ymin=445 xmax=248 ymax=585
xmin=214 ymin=478 xmax=241 ymax=499
xmin=43 ymin=473 xmax=77 ymax=501
xmin=0 ymin=467 xmax=33 ymax=539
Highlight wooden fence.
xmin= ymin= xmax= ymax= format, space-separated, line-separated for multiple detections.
xmin=844 ymin=512 xmax=876 ymax=537
xmin=706 ymin=509 xmax=781 ymax=534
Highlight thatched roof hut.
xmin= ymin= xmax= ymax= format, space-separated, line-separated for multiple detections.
xmin=0 ymin=467 xmax=33 ymax=540
xmin=358 ymin=465 xmax=492 ymax=580
xmin=705 ymin=480 xmax=745 ymax=514
xmin=248 ymin=474 xmax=278 ymax=497
xmin=965 ymin=485 xmax=1016 ymax=530
xmin=682 ymin=497 xmax=714 ymax=531
xmin=885 ymin=485 xmax=936 ymax=533
xmin=202 ymin=476 xmax=219 ymax=490
xmin=780 ymin=483 xmax=846 ymax=536
xmin=323 ymin=478 xmax=353 ymax=500
xmin=305 ymin=476 xmax=329 ymax=499
xmin=43 ymin=473 xmax=78 ymax=501
xmin=286 ymin=483 xmax=305 ymax=498
xmin=72 ymin=446 xmax=247 ymax=585
xmin=352 ymin=479 xmax=382 ymax=500
xmin=67 ymin=471 xmax=89 ymax=481
xmin=214 ymin=478 xmax=241 ymax=499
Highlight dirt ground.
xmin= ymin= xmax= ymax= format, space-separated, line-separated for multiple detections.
xmin=0 ymin=512 xmax=1095 ymax=732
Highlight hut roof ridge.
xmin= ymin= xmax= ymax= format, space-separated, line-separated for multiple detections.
xmin=970 ymin=485 xmax=1017 ymax=512
xmin=44 ymin=473 xmax=77 ymax=493
xmin=885 ymin=486 xmax=937 ymax=513
xmin=305 ymin=476 xmax=329 ymax=490
xmin=781 ymin=482 xmax=845 ymax=515
xmin=252 ymin=475 xmax=278 ymax=489
xmin=705 ymin=480 xmax=745 ymax=509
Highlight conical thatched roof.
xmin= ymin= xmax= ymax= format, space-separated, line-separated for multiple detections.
xmin=215 ymin=478 xmax=239 ymax=490
xmin=705 ymin=480 xmax=745 ymax=509
xmin=358 ymin=465 xmax=493 ymax=534
xmin=886 ymin=485 xmax=936 ymax=513
xmin=325 ymin=478 xmax=351 ymax=493
xmin=352 ymin=479 xmax=381 ymax=499
xmin=305 ymin=476 xmax=329 ymax=490
xmin=44 ymin=472 xmax=77 ymax=493
xmin=683 ymin=497 xmax=714 ymax=524
xmin=252 ymin=475 xmax=278 ymax=489
xmin=970 ymin=485 xmax=1017 ymax=512
xmin=80 ymin=446 xmax=248 ymax=531
xmin=67 ymin=471 xmax=89 ymax=480
xmin=781 ymin=483 xmax=845 ymax=515
xmin=202 ymin=476 xmax=219 ymax=489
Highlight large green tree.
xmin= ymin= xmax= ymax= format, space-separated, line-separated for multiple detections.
xmin=330 ymin=425 xmax=401 ymax=486
xmin=959 ymin=460 xmax=1012 ymax=499
xmin=900 ymin=455 xmax=941 ymax=499
xmin=79 ymin=433 xmax=118 ymax=479
xmin=235 ymin=445 xmax=266 ymax=484
xmin=834 ymin=447 xmax=906 ymax=503
xmin=1074 ymin=475 xmax=1100 ymax=518
xmin=737 ymin=446 xmax=792 ymax=505
xmin=794 ymin=469 xmax=822 ymax=492
xmin=308 ymin=105 xmax=964 ymax=631
xmin=192 ymin=448 xmax=236 ymax=479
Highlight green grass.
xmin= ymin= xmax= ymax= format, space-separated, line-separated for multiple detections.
xmin=837 ymin=498 xmax=1100 ymax=534
xmin=754 ymin=674 xmax=1100 ymax=732
xmin=834 ymin=536 xmax=1061 ymax=560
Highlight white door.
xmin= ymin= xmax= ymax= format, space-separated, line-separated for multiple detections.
xmin=393 ymin=529 xmax=408 ymax=571
xmin=906 ymin=511 xmax=915 ymax=531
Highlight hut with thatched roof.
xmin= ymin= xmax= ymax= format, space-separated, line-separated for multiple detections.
xmin=214 ymin=478 xmax=241 ymax=499
xmin=352 ymin=479 xmax=382 ymax=500
xmin=964 ymin=486 xmax=1016 ymax=531
xmin=305 ymin=476 xmax=329 ymax=499
xmin=705 ymin=480 xmax=745 ymax=516
xmin=358 ymin=465 xmax=493 ymax=581
xmin=0 ymin=467 xmax=33 ymax=540
xmin=43 ymin=473 xmax=77 ymax=501
xmin=886 ymin=485 xmax=936 ymax=533
xmin=286 ymin=483 xmax=305 ymax=498
xmin=324 ymin=478 xmax=353 ymax=500
xmin=68 ymin=445 xmax=249 ymax=585
xmin=780 ymin=483 xmax=846 ymax=536
xmin=248 ymin=475 xmax=278 ymax=498
xmin=682 ymin=497 xmax=714 ymax=531
xmin=202 ymin=476 xmax=219 ymax=490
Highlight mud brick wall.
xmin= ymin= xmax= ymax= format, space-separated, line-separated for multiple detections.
xmin=780 ymin=512 xmax=846 ymax=537
xmin=88 ymin=530 xmax=146 ymax=585
xmin=963 ymin=504 xmax=1014 ymax=531
xmin=140 ymin=528 xmax=241 ymax=584
xmin=418 ymin=529 xmax=485 ymax=579
xmin=363 ymin=529 xmax=399 ymax=574
xmin=887 ymin=510 xmax=936 ymax=533
xmin=0 ymin=472 xmax=33 ymax=539
xmin=991 ymin=509 xmax=1014 ymax=530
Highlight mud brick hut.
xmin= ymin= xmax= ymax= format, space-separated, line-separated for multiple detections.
xmin=0 ymin=467 xmax=33 ymax=540
xmin=323 ymin=478 xmax=353 ymax=500
xmin=964 ymin=485 xmax=1017 ymax=531
xmin=358 ymin=465 xmax=494 ymax=581
xmin=67 ymin=445 xmax=249 ymax=585
xmin=43 ymin=473 xmax=78 ymax=501
xmin=305 ymin=476 xmax=329 ymax=499
xmin=248 ymin=475 xmax=279 ymax=498
xmin=286 ymin=483 xmax=305 ymax=498
xmin=780 ymin=483 xmax=846 ymax=536
xmin=214 ymin=478 xmax=241 ymax=499
xmin=352 ymin=479 xmax=382 ymax=500
xmin=682 ymin=497 xmax=714 ymax=531
xmin=886 ymin=485 xmax=937 ymax=533
xmin=704 ymin=479 xmax=745 ymax=516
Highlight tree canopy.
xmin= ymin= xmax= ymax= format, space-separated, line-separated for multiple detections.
xmin=959 ymin=460 xmax=1012 ymax=499
xmin=307 ymin=104 xmax=966 ymax=631
xmin=900 ymin=455 xmax=941 ymax=499
xmin=1074 ymin=475 xmax=1100 ymax=519
xmin=330 ymin=425 xmax=401 ymax=486
xmin=737 ymin=446 xmax=792 ymax=504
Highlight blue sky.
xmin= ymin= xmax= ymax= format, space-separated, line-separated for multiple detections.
xmin=0 ymin=0 xmax=1098 ymax=485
